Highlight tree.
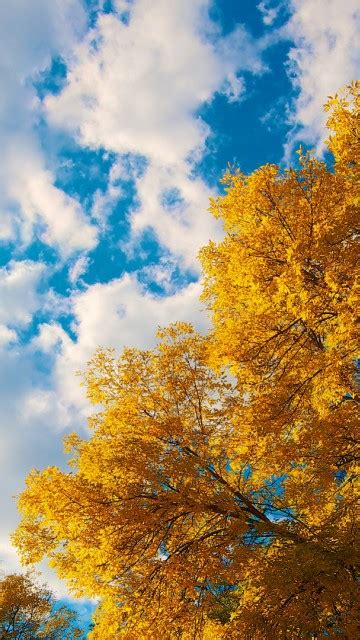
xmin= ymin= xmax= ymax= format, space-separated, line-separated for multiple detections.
xmin=0 ymin=572 xmax=85 ymax=639
xmin=13 ymin=84 xmax=359 ymax=639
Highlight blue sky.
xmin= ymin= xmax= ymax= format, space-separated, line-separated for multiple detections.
xmin=0 ymin=0 xmax=359 ymax=625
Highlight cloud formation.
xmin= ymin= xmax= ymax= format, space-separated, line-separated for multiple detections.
xmin=0 ymin=0 xmax=97 ymax=255
xmin=0 ymin=261 xmax=45 ymax=335
xmin=46 ymin=1 xmax=264 ymax=163
xmin=45 ymin=0 xmax=267 ymax=268
xmin=285 ymin=0 xmax=360 ymax=153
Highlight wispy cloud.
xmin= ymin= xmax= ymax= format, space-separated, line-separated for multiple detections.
xmin=257 ymin=1 xmax=280 ymax=26
xmin=68 ymin=256 xmax=91 ymax=284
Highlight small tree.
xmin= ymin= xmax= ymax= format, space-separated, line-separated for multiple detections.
xmin=0 ymin=572 xmax=85 ymax=639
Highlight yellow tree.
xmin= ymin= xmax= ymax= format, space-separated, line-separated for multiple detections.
xmin=0 ymin=572 xmax=85 ymax=639
xmin=13 ymin=85 xmax=359 ymax=638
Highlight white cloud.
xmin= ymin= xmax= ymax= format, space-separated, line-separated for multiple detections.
xmin=285 ymin=0 xmax=360 ymax=154
xmin=46 ymin=2 xmax=264 ymax=163
xmin=45 ymin=1 xmax=267 ymax=267
xmin=0 ymin=325 xmax=17 ymax=346
xmin=113 ymin=0 xmax=133 ymax=15
xmin=71 ymin=273 xmax=209 ymax=352
xmin=32 ymin=322 xmax=71 ymax=354
xmin=91 ymin=185 xmax=123 ymax=228
xmin=2 ymin=142 xmax=97 ymax=255
xmin=139 ymin=256 xmax=181 ymax=294
xmin=46 ymin=8 xmax=209 ymax=162
xmin=0 ymin=0 xmax=97 ymax=256
xmin=0 ymin=0 xmax=86 ymax=90
xmin=130 ymin=160 xmax=222 ymax=270
xmin=0 ymin=0 xmax=100 ymax=594
xmin=22 ymin=389 xmax=72 ymax=433
xmin=0 ymin=261 xmax=45 ymax=330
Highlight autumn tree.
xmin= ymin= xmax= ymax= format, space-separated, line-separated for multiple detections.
xmin=13 ymin=84 xmax=359 ymax=639
xmin=0 ymin=572 xmax=85 ymax=639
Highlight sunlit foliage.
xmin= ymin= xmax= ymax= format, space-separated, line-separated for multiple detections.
xmin=14 ymin=84 xmax=359 ymax=638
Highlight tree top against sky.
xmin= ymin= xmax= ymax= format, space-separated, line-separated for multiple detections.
xmin=13 ymin=84 xmax=360 ymax=639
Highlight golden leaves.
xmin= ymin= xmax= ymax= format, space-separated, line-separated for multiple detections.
xmin=13 ymin=84 xmax=360 ymax=638
xmin=0 ymin=572 xmax=85 ymax=639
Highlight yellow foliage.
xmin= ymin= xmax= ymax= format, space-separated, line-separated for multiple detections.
xmin=0 ymin=572 xmax=85 ymax=639
xmin=13 ymin=85 xmax=359 ymax=638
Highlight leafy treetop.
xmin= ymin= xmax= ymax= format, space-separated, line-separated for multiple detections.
xmin=0 ymin=572 xmax=85 ymax=639
xmin=13 ymin=84 xmax=359 ymax=639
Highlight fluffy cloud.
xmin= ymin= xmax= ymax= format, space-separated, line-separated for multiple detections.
xmin=285 ymin=0 xmax=360 ymax=153
xmin=45 ymin=0 xmax=267 ymax=267
xmin=46 ymin=2 xmax=265 ymax=163
xmin=2 ymin=142 xmax=97 ymax=255
xmin=130 ymin=161 xmax=221 ymax=270
xmin=0 ymin=0 xmax=95 ymax=592
xmin=0 ymin=260 xmax=45 ymax=331
xmin=0 ymin=0 xmax=97 ymax=256
xmin=70 ymin=274 xmax=208 ymax=352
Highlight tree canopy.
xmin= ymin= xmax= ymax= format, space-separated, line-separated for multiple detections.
xmin=0 ymin=572 xmax=85 ymax=639
xmin=13 ymin=83 xmax=359 ymax=639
